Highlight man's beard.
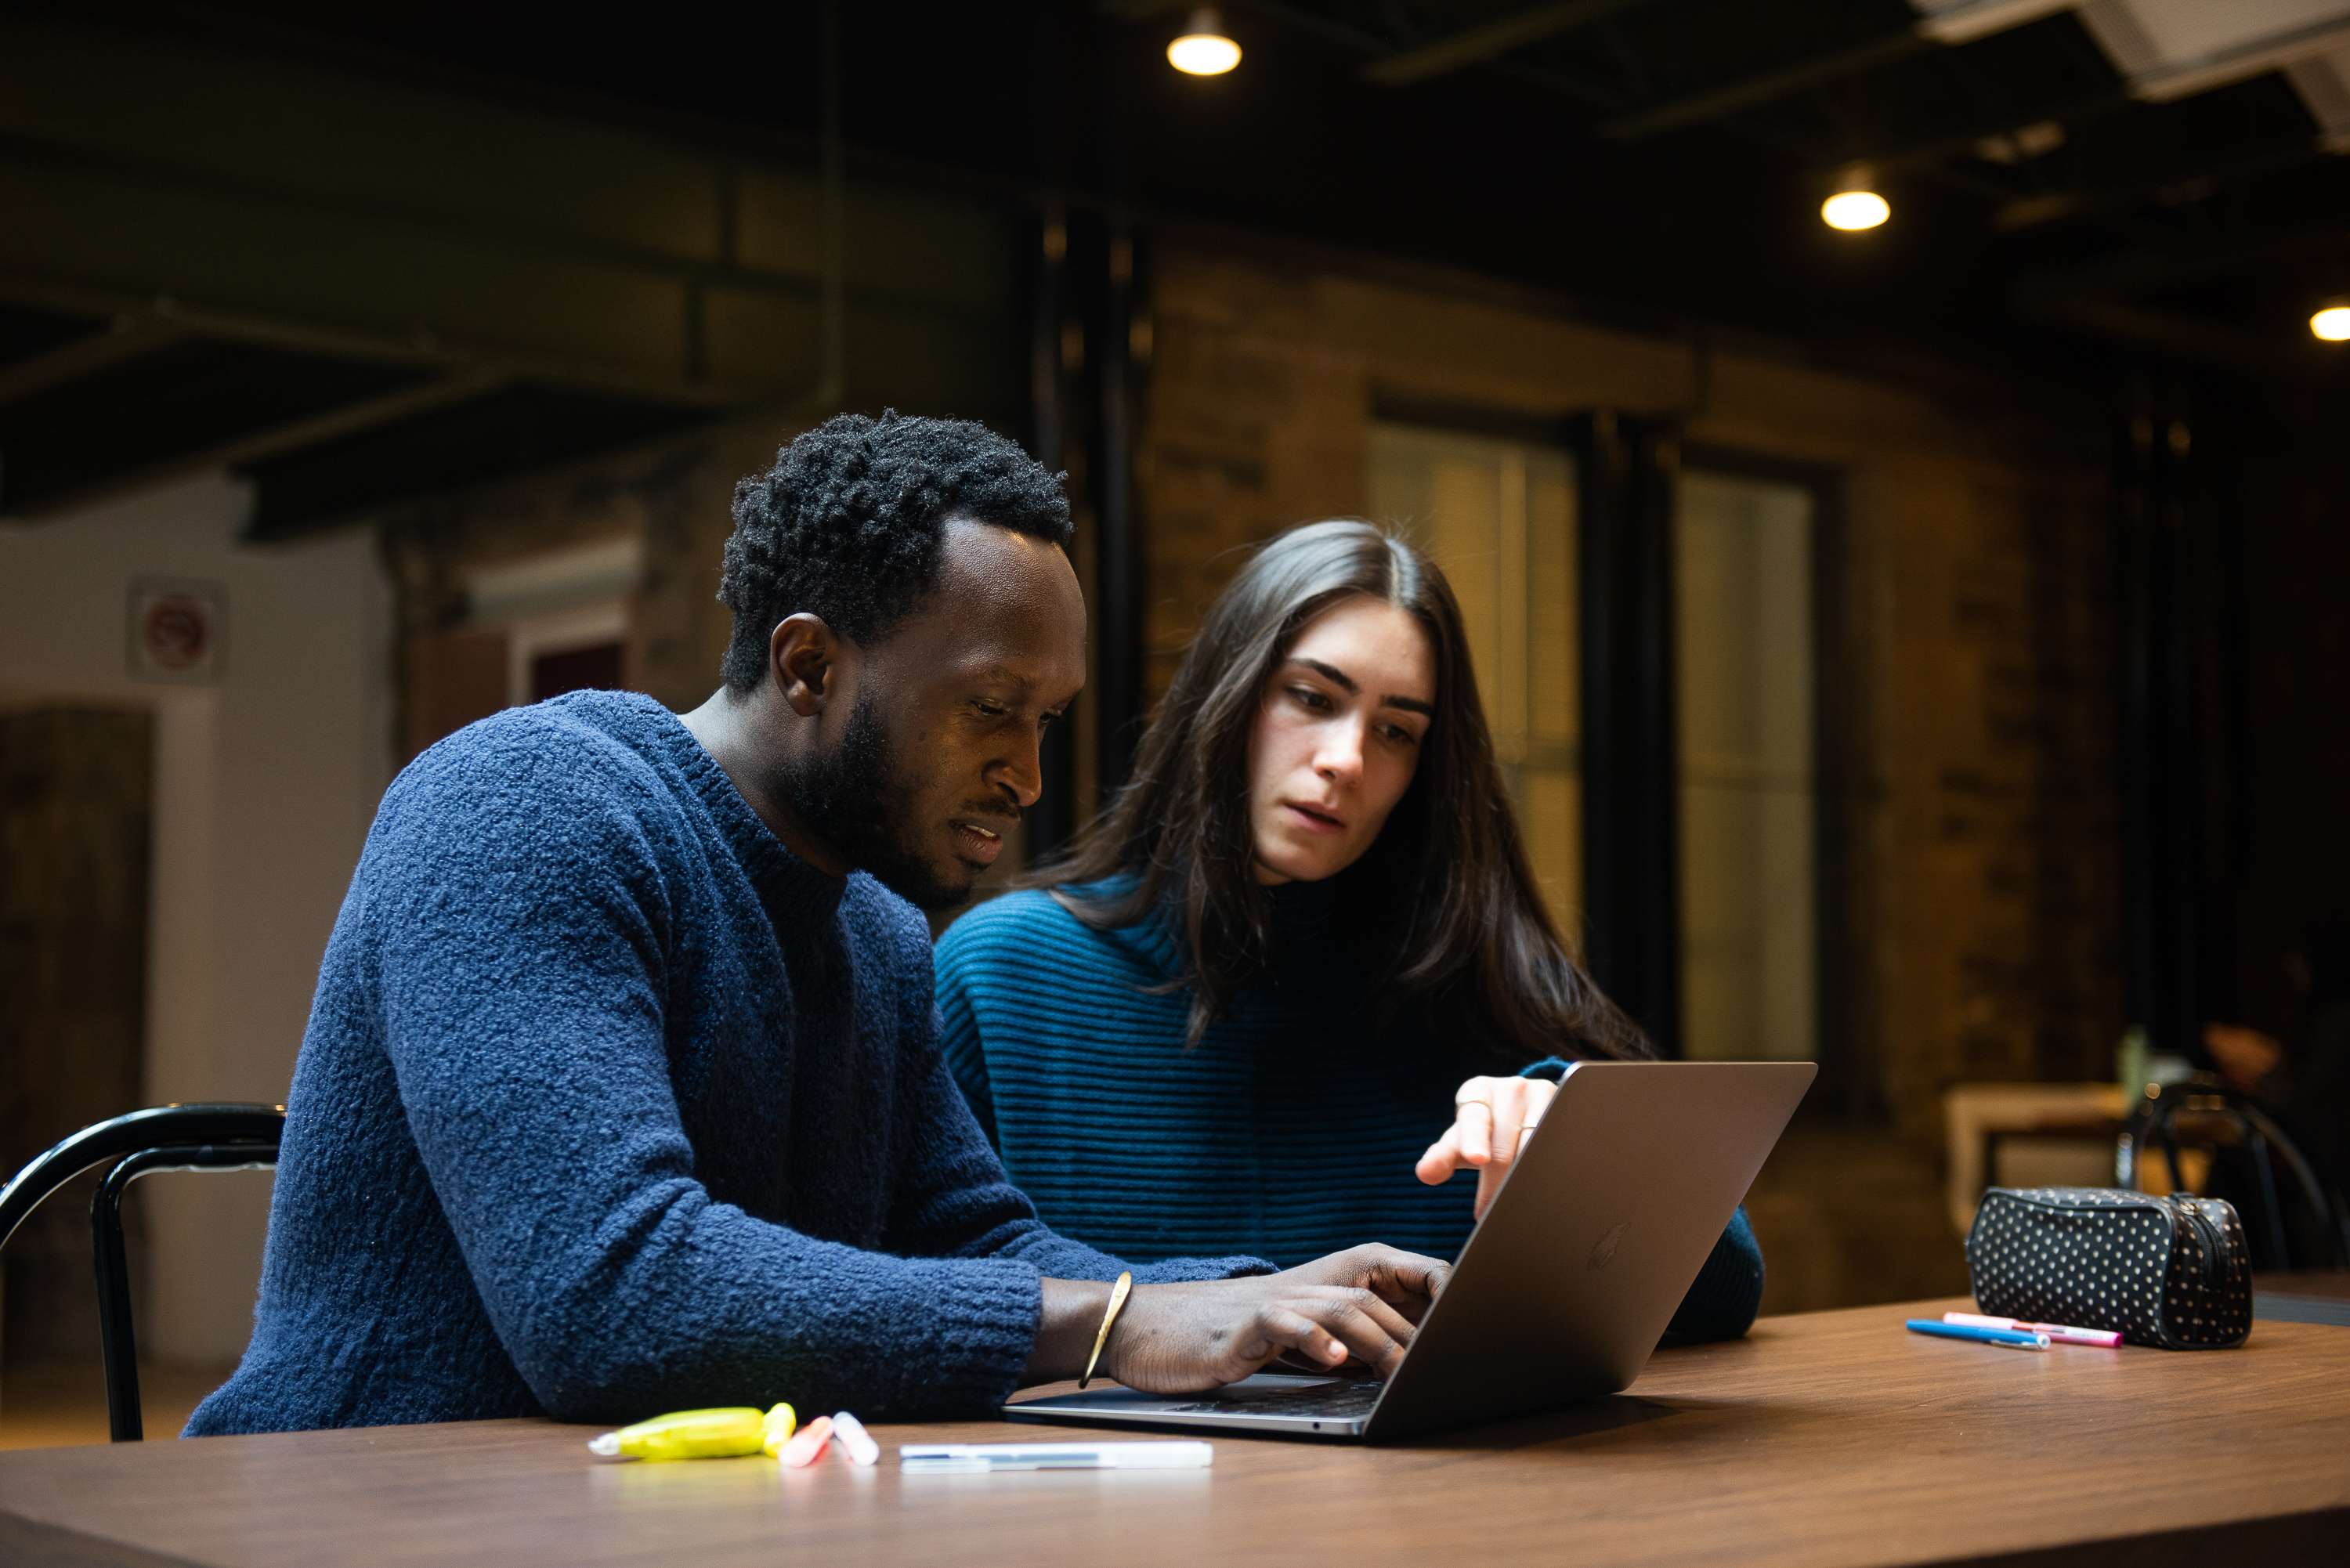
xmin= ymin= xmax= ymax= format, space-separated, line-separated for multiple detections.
xmin=782 ymin=692 xmax=1008 ymax=912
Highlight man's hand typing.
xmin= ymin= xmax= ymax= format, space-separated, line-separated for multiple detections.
xmin=1025 ymin=1245 xmax=1448 ymax=1393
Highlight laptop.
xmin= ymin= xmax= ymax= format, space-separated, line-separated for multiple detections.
xmin=1007 ymin=1060 xmax=1814 ymax=1443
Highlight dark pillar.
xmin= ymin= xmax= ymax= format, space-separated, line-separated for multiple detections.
xmin=1091 ymin=220 xmax=1141 ymax=797
xmin=1576 ymin=410 xmax=1682 ymax=1053
xmin=2117 ymin=375 xmax=2243 ymax=1061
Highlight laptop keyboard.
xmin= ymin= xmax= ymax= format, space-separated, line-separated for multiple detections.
xmin=1168 ymin=1373 xmax=1384 ymax=1418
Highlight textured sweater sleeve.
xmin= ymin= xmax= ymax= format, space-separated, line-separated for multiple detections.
xmin=1665 ymin=1206 xmax=1765 ymax=1341
xmin=367 ymin=742 xmax=1042 ymax=1422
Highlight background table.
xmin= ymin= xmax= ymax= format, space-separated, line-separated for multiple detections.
xmin=3 ymin=1297 xmax=2345 ymax=1568
xmin=1941 ymin=1083 xmax=2128 ymax=1234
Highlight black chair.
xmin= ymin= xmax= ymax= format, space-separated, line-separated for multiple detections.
xmin=2117 ymin=1075 xmax=2350 ymax=1271
xmin=0 ymin=1103 xmax=283 ymax=1440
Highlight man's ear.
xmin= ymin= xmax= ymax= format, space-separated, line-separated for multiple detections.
xmin=768 ymin=613 xmax=841 ymax=718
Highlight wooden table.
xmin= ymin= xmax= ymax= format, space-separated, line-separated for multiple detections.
xmin=3 ymin=1298 xmax=2345 ymax=1568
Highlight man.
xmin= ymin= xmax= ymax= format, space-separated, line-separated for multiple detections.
xmin=190 ymin=413 xmax=1441 ymax=1435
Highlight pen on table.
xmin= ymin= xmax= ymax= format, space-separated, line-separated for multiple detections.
xmin=1943 ymin=1312 xmax=2122 ymax=1348
xmin=1905 ymin=1317 xmax=2048 ymax=1350
xmin=898 ymin=1441 xmax=1214 ymax=1473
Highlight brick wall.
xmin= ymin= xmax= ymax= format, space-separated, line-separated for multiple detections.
xmin=1133 ymin=240 xmax=2124 ymax=1136
xmin=379 ymin=421 xmax=797 ymax=761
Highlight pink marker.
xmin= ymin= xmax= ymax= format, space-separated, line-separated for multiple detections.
xmin=1945 ymin=1311 xmax=2121 ymax=1348
xmin=779 ymin=1414 xmax=834 ymax=1467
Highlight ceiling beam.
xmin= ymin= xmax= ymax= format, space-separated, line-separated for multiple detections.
xmin=1912 ymin=0 xmax=2074 ymax=47
xmin=2014 ymin=211 xmax=2350 ymax=379
xmin=1993 ymin=139 xmax=2326 ymax=233
xmin=2019 ymin=290 xmax=2341 ymax=382
xmin=2025 ymin=216 xmax=2350 ymax=298
xmin=1839 ymin=86 xmax=2132 ymax=180
xmin=189 ymin=370 xmax=515 ymax=475
xmin=0 ymin=366 xmax=517 ymax=521
xmin=1597 ymin=26 xmax=1936 ymax=142
xmin=0 ymin=319 xmax=181 ymax=408
xmin=0 ymin=277 xmax=737 ymax=414
xmin=1361 ymin=0 xmax=1654 ymax=88
xmin=244 ymin=385 xmax=718 ymax=540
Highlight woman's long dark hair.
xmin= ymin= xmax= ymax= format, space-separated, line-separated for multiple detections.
xmin=1027 ymin=518 xmax=1651 ymax=1064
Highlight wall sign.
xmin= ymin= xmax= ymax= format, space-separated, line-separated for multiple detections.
xmin=128 ymin=578 xmax=226 ymax=684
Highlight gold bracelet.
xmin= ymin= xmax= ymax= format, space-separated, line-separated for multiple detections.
xmin=1078 ymin=1272 xmax=1133 ymax=1389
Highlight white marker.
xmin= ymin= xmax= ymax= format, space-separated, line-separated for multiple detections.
xmin=1943 ymin=1312 xmax=2122 ymax=1348
xmin=899 ymin=1441 xmax=1213 ymax=1473
xmin=829 ymin=1410 xmax=880 ymax=1466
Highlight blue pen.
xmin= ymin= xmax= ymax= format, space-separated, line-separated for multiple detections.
xmin=1906 ymin=1317 xmax=2049 ymax=1350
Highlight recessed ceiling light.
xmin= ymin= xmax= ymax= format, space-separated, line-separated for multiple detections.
xmin=1169 ymin=9 xmax=1241 ymax=76
xmin=2312 ymin=305 xmax=2350 ymax=342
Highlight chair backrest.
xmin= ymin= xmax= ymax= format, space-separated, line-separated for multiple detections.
xmin=2119 ymin=1078 xmax=2350 ymax=1271
xmin=0 ymin=1103 xmax=284 ymax=1440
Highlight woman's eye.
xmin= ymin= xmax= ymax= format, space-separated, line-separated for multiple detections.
xmin=1289 ymin=686 xmax=1331 ymax=710
xmin=976 ymin=701 xmax=1008 ymax=719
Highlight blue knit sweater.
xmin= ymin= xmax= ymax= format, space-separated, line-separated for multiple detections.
xmin=937 ymin=881 xmax=1766 ymax=1342
xmin=188 ymin=693 xmax=1264 ymax=1436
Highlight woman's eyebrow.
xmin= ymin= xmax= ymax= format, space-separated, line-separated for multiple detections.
xmin=1290 ymin=657 xmax=1431 ymax=716
xmin=1289 ymin=656 xmax=1357 ymax=692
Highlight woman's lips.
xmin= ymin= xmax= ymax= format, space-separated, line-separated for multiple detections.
xmin=1282 ymin=801 xmax=1344 ymax=835
xmin=953 ymin=820 xmax=1007 ymax=862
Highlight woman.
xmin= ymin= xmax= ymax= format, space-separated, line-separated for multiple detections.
xmin=937 ymin=519 xmax=1765 ymax=1340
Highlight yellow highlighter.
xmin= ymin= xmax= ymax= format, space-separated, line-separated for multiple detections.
xmin=587 ymin=1404 xmax=795 ymax=1461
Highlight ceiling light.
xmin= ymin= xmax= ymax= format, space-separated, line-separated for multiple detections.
xmin=1168 ymin=9 xmax=1241 ymax=76
xmin=1821 ymin=165 xmax=1888 ymax=231
xmin=2313 ymin=304 xmax=2350 ymax=342
xmin=1822 ymin=190 xmax=1890 ymax=231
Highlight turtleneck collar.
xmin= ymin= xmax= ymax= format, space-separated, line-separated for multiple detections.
xmin=1072 ymin=867 xmax=1360 ymax=990
xmin=1264 ymin=875 xmax=1335 ymax=927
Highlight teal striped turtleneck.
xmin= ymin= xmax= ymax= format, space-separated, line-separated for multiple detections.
xmin=935 ymin=877 xmax=1766 ymax=1342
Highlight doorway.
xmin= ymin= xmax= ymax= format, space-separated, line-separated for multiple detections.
xmin=0 ymin=706 xmax=152 ymax=1367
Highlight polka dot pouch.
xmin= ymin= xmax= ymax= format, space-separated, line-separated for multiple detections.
xmin=1964 ymin=1187 xmax=2251 ymax=1350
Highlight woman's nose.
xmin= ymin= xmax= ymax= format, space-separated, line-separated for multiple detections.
xmin=1313 ymin=721 xmax=1368 ymax=782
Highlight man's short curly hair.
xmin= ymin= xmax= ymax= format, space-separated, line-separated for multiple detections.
xmin=718 ymin=410 xmax=1072 ymax=692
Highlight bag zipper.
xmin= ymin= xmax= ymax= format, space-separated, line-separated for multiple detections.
xmin=2166 ymin=1194 xmax=2226 ymax=1285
